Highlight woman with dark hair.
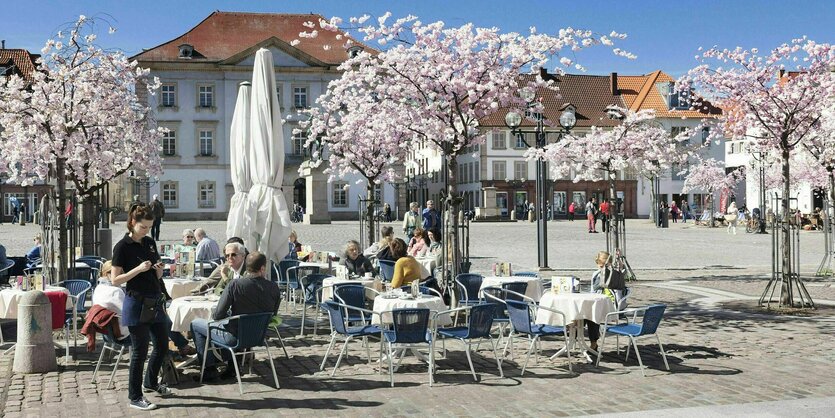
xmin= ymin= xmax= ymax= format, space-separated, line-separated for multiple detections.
xmin=407 ymin=228 xmax=429 ymax=257
xmin=390 ymin=238 xmax=422 ymax=288
xmin=110 ymin=205 xmax=171 ymax=411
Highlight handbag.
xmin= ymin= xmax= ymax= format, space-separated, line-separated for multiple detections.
xmin=139 ymin=295 xmax=162 ymax=323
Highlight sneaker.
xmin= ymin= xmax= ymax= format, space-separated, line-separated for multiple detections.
xmin=129 ymin=397 xmax=157 ymax=411
xmin=220 ymin=365 xmax=238 ymax=380
xmin=143 ymin=383 xmax=173 ymax=397
xmin=178 ymin=345 xmax=197 ymax=356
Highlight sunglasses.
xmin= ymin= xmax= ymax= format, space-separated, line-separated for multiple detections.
xmin=225 ymin=253 xmax=238 ymax=258
xmin=185 ymin=235 xmax=194 ymax=238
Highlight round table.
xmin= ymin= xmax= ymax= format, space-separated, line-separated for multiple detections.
xmin=536 ymin=292 xmax=614 ymax=326
xmin=322 ymin=277 xmax=375 ymax=301
xmin=413 ymin=257 xmax=436 ymax=279
xmin=163 ymin=278 xmax=205 ymax=300
xmin=480 ymin=276 xmax=544 ymax=302
xmin=167 ymin=296 xmax=219 ymax=332
xmin=0 ymin=286 xmax=72 ymax=319
xmin=372 ymin=294 xmax=451 ymax=326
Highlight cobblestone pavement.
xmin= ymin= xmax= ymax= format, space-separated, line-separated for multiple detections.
xmin=1 ymin=221 xmax=834 ymax=416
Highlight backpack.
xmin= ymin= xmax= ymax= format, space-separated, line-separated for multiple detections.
xmin=602 ymin=266 xmax=626 ymax=291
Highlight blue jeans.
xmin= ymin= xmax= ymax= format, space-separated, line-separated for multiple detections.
xmin=191 ymin=318 xmax=237 ymax=368
xmin=127 ymin=321 xmax=169 ymax=401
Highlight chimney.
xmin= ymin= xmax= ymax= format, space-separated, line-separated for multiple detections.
xmin=1 ymin=40 xmax=5 ymax=49
xmin=610 ymin=72 xmax=619 ymax=95
xmin=778 ymin=69 xmax=786 ymax=78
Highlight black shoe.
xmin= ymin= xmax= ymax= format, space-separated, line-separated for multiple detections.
xmin=220 ymin=365 xmax=238 ymax=380
xmin=143 ymin=383 xmax=173 ymax=397
xmin=196 ymin=366 xmax=219 ymax=382
xmin=129 ymin=397 xmax=157 ymax=411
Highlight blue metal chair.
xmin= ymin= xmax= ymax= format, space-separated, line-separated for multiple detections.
xmin=454 ymin=273 xmax=484 ymax=325
xmin=514 ymin=272 xmax=538 ymax=278
xmin=319 ymin=301 xmax=382 ymax=376
xmin=91 ymin=328 xmax=131 ymax=389
xmin=434 ymin=303 xmax=503 ymax=381
xmin=482 ymin=288 xmax=535 ymax=361
xmin=501 ymin=281 xmax=528 ymax=299
xmin=398 ymin=285 xmax=443 ymax=298
xmin=505 ymin=300 xmax=572 ymax=375
xmin=333 ymin=284 xmax=372 ymax=324
xmin=60 ymin=279 xmax=92 ymax=353
xmin=595 ymin=304 xmax=670 ymax=377
xmin=299 ymin=273 xmax=329 ymax=336
xmin=200 ymin=312 xmax=279 ymax=394
xmin=380 ymin=308 xmax=433 ymax=387
xmin=378 ymin=260 xmax=396 ymax=282
xmin=274 ymin=259 xmax=300 ymax=311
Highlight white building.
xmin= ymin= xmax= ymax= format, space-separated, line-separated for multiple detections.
xmin=132 ymin=11 xmax=398 ymax=222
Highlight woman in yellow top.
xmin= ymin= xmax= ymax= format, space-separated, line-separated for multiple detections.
xmin=388 ymin=238 xmax=422 ymax=288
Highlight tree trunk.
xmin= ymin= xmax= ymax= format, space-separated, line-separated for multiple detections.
xmin=446 ymin=156 xmax=461 ymax=284
xmin=780 ymin=142 xmax=792 ymax=306
xmin=56 ymin=159 xmax=68 ymax=283
xmin=366 ymin=184 xmax=375 ymax=250
xmin=609 ymin=172 xmax=620 ymax=252
xmin=81 ymin=194 xmax=97 ymax=255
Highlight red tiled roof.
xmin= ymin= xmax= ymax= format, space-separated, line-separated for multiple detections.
xmin=131 ymin=11 xmax=375 ymax=66
xmin=481 ymin=72 xmax=625 ymax=128
xmin=0 ymin=49 xmax=40 ymax=82
xmin=620 ymin=70 xmax=722 ymax=118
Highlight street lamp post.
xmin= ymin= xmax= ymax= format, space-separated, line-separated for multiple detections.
xmin=758 ymin=151 xmax=767 ymax=234
xmin=505 ymin=88 xmax=576 ymax=271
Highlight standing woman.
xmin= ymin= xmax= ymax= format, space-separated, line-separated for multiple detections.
xmin=110 ymin=205 xmax=171 ymax=411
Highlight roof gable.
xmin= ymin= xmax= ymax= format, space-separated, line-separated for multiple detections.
xmin=619 ymin=70 xmax=721 ymax=118
xmin=131 ymin=11 xmax=374 ymax=66
xmin=0 ymin=49 xmax=39 ymax=82
xmin=221 ymin=37 xmax=322 ymax=67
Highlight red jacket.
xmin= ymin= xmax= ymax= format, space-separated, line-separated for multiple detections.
xmin=81 ymin=305 xmax=124 ymax=352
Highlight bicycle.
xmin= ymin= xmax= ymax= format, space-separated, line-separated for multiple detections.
xmin=746 ymin=212 xmax=762 ymax=233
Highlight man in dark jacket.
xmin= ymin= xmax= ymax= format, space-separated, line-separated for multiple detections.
xmin=148 ymin=195 xmax=165 ymax=241
xmin=190 ymin=252 xmax=281 ymax=381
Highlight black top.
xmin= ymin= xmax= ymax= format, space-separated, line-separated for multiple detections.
xmin=112 ymin=233 xmax=162 ymax=295
xmin=342 ymin=254 xmax=374 ymax=276
xmin=213 ymin=275 xmax=281 ymax=335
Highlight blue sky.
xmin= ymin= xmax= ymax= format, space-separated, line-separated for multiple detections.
xmin=3 ymin=0 xmax=833 ymax=77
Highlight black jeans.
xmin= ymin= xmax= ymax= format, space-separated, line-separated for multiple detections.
xmin=128 ymin=321 xmax=169 ymax=401
xmin=151 ymin=218 xmax=162 ymax=241
xmin=585 ymin=320 xmax=600 ymax=342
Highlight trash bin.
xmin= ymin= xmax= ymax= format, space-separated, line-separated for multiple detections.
xmin=661 ymin=212 xmax=669 ymax=228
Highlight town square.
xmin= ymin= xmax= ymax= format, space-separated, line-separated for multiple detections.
xmin=0 ymin=1 xmax=834 ymax=416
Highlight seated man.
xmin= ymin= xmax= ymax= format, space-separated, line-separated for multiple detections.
xmin=190 ymin=251 xmax=281 ymax=380
xmin=194 ymin=228 xmax=222 ymax=262
xmin=191 ymin=238 xmax=247 ymax=295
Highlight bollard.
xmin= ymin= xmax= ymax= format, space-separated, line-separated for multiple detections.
xmin=98 ymin=228 xmax=112 ymax=259
xmin=13 ymin=291 xmax=58 ymax=373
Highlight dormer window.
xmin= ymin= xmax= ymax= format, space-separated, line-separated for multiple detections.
xmin=178 ymin=43 xmax=194 ymax=59
xmin=658 ymin=82 xmax=690 ymax=110
xmin=347 ymin=45 xmax=364 ymax=59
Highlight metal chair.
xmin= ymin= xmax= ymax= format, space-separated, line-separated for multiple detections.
xmin=319 ymin=301 xmax=382 ymax=376
xmin=482 ymin=288 xmax=535 ymax=360
xmin=333 ymin=284 xmax=372 ymax=325
xmin=595 ymin=304 xmax=670 ymax=377
xmin=514 ymin=272 xmax=538 ymax=278
xmin=60 ymin=279 xmax=92 ymax=353
xmin=399 ymin=285 xmax=444 ymax=299
xmin=299 ymin=273 xmax=329 ymax=336
xmin=505 ymin=300 xmax=572 ymax=375
xmin=454 ymin=273 xmax=484 ymax=325
xmin=501 ymin=281 xmax=528 ymax=300
xmin=378 ymin=260 xmax=396 ymax=282
xmin=91 ymin=329 xmax=131 ymax=389
xmin=380 ymin=308 xmax=434 ymax=387
xmin=199 ymin=312 xmax=280 ymax=394
xmin=434 ymin=303 xmax=503 ymax=381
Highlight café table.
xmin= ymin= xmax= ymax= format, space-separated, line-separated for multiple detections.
xmin=167 ymin=295 xmax=220 ymax=333
xmin=413 ymin=256 xmax=435 ymax=279
xmin=372 ymin=292 xmax=451 ymax=364
xmin=480 ymin=276 xmax=544 ymax=302
xmin=322 ymin=277 xmax=375 ymax=301
xmin=163 ymin=278 xmax=205 ymax=299
xmin=0 ymin=286 xmax=72 ymax=319
xmin=536 ymin=292 xmax=615 ymax=363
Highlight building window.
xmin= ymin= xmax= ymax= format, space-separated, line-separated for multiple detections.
xmin=198 ymin=85 xmax=214 ymax=108
xmin=702 ymin=127 xmax=711 ymax=147
xmin=514 ymin=133 xmax=529 ymax=149
xmin=514 ymin=161 xmax=528 ymax=180
xmin=492 ymin=161 xmax=506 ymax=181
xmin=161 ymin=84 xmax=177 ymax=107
xmin=275 ymin=85 xmax=283 ymax=110
xmin=292 ymin=130 xmax=306 ymax=155
xmin=474 ymin=161 xmax=480 ymax=182
xmin=293 ymin=86 xmax=308 ymax=109
xmin=198 ymin=181 xmax=216 ymax=208
xmin=161 ymin=129 xmax=176 ymax=156
xmin=161 ymin=181 xmax=178 ymax=208
xmin=199 ymin=130 xmax=213 ymax=156
xmin=491 ymin=131 xmax=506 ymax=149
xmin=333 ymin=182 xmax=348 ymax=207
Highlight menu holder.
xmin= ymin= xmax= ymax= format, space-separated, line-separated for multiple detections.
xmin=492 ymin=262 xmax=513 ymax=277
xmin=334 ymin=265 xmax=348 ymax=279
xmin=551 ymin=276 xmax=579 ymax=294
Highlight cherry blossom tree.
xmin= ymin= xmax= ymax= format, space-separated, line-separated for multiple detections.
xmin=301 ymin=73 xmax=411 ymax=246
xmin=683 ymin=158 xmax=745 ymax=227
xmin=298 ymin=13 xmax=633 ymax=279
xmin=535 ymin=107 xmax=693 ymax=277
xmin=679 ymin=38 xmax=835 ymax=307
xmin=0 ymin=16 xmax=163 ymax=280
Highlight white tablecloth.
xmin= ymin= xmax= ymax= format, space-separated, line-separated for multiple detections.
xmin=536 ymin=292 xmax=614 ymax=326
xmin=414 ymin=257 xmax=435 ymax=279
xmin=372 ymin=294 xmax=451 ymax=326
xmin=163 ymin=278 xmax=204 ymax=299
xmin=322 ymin=277 xmax=375 ymax=301
xmin=167 ymin=296 xmax=219 ymax=332
xmin=0 ymin=287 xmax=72 ymax=319
xmin=480 ymin=276 xmax=544 ymax=302
xmin=300 ymin=261 xmax=332 ymax=271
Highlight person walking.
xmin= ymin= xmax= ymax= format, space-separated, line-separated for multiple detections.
xmin=148 ymin=195 xmax=165 ymax=241
xmin=599 ymin=199 xmax=611 ymax=233
xmin=681 ymin=199 xmax=690 ymax=223
xmin=586 ymin=197 xmax=598 ymax=233
xmin=726 ymin=200 xmax=739 ymax=235
xmin=383 ymin=203 xmax=392 ymax=222
xmin=422 ymin=200 xmax=441 ymax=231
xmin=670 ymin=201 xmax=679 ymax=223
xmin=403 ymin=202 xmax=420 ymax=239
xmin=568 ymin=201 xmax=575 ymax=221
xmin=528 ymin=201 xmax=535 ymax=222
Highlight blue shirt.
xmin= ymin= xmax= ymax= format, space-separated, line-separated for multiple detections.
xmin=422 ymin=208 xmax=440 ymax=230
xmin=196 ymin=237 xmax=221 ymax=261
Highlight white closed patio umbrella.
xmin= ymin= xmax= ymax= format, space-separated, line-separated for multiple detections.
xmin=246 ymin=48 xmax=292 ymax=263
xmin=226 ymin=81 xmax=253 ymax=241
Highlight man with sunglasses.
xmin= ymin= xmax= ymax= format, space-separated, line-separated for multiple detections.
xmin=191 ymin=238 xmax=248 ymax=295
